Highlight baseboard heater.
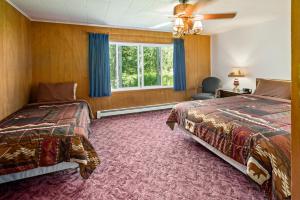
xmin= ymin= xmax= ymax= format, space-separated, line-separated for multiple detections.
xmin=97 ymin=103 xmax=176 ymax=119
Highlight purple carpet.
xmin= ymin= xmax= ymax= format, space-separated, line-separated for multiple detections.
xmin=0 ymin=110 xmax=265 ymax=200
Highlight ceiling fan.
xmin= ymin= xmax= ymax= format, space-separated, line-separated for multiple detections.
xmin=151 ymin=0 xmax=237 ymax=37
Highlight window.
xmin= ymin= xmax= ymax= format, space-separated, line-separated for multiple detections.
xmin=109 ymin=42 xmax=173 ymax=91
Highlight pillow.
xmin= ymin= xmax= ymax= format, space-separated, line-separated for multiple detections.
xmin=253 ymin=79 xmax=291 ymax=100
xmin=37 ymin=82 xmax=77 ymax=103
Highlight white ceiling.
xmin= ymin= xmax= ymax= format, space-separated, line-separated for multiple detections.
xmin=8 ymin=0 xmax=290 ymax=34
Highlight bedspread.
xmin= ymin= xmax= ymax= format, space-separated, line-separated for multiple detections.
xmin=0 ymin=101 xmax=100 ymax=179
xmin=167 ymin=95 xmax=291 ymax=200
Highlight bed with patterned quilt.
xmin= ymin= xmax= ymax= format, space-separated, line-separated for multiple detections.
xmin=0 ymin=100 xmax=100 ymax=183
xmin=167 ymin=94 xmax=291 ymax=200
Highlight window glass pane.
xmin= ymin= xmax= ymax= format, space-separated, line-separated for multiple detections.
xmin=162 ymin=46 xmax=174 ymax=86
xmin=143 ymin=46 xmax=161 ymax=86
xmin=109 ymin=44 xmax=117 ymax=89
xmin=119 ymin=46 xmax=138 ymax=88
xmin=110 ymin=43 xmax=173 ymax=90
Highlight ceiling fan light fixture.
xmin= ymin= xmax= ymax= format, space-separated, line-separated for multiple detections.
xmin=194 ymin=15 xmax=204 ymax=20
xmin=169 ymin=0 xmax=237 ymax=38
xmin=174 ymin=17 xmax=184 ymax=27
xmin=173 ymin=3 xmax=192 ymax=16
xmin=192 ymin=20 xmax=203 ymax=32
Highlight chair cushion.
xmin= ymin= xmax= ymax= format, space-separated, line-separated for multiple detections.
xmin=192 ymin=93 xmax=215 ymax=100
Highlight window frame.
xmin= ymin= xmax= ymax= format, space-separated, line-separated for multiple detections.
xmin=109 ymin=42 xmax=174 ymax=92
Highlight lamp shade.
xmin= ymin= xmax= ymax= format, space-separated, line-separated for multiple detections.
xmin=174 ymin=17 xmax=184 ymax=27
xmin=228 ymin=68 xmax=246 ymax=77
xmin=193 ymin=20 xmax=203 ymax=31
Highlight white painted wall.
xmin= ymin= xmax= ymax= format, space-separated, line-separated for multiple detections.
xmin=211 ymin=7 xmax=291 ymax=91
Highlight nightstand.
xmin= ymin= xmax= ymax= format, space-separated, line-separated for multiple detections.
xmin=217 ymin=89 xmax=252 ymax=98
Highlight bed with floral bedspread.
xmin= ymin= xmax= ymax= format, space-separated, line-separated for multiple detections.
xmin=167 ymin=95 xmax=291 ymax=200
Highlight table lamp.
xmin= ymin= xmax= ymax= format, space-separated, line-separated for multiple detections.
xmin=228 ymin=68 xmax=246 ymax=92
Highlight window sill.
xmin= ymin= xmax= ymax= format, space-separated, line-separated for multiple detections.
xmin=112 ymin=86 xmax=173 ymax=93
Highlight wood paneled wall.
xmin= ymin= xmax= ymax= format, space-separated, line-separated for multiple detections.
xmin=291 ymin=0 xmax=300 ymax=198
xmin=0 ymin=1 xmax=32 ymax=120
xmin=31 ymin=22 xmax=211 ymax=113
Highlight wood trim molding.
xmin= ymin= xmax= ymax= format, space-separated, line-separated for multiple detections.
xmin=292 ymin=0 xmax=300 ymax=199
xmin=32 ymin=19 xmax=173 ymax=34
xmin=5 ymin=0 xmax=32 ymax=20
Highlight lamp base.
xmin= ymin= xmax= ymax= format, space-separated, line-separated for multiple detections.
xmin=233 ymin=86 xmax=240 ymax=93
xmin=233 ymin=78 xmax=240 ymax=92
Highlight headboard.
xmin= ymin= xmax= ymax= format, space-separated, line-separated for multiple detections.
xmin=256 ymin=78 xmax=291 ymax=87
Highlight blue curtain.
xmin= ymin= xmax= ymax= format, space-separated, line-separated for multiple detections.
xmin=173 ymin=39 xmax=186 ymax=91
xmin=88 ymin=33 xmax=111 ymax=97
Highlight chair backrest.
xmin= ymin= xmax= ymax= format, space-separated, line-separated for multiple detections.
xmin=202 ymin=77 xmax=221 ymax=94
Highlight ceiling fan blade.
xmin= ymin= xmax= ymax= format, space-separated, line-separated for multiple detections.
xmin=202 ymin=13 xmax=237 ymax=20
xmin=150 ymin=22 xmax=172 ymax=29
xmin=185 ymin=0 xmax=216 ymax=16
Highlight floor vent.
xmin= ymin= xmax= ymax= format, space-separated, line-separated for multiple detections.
xmin=97 ymin=103 xmax=176 ymax=119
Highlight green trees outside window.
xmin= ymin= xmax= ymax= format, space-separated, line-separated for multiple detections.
xmin=161 ymin=46 xmax=174 ymax=86
xmin=120 ymin=46 xmax=138 ymax=88
xmin=143 ymin=47 xmax=161 ymax=86
xmin=109 ymin=45 xmax=117 ymax=89
xmin=109 ymin=43 xmax=173 ymax=90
